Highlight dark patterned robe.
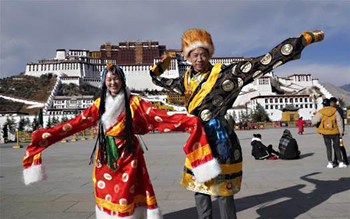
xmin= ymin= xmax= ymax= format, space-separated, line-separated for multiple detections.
xmin=150 ymin=33 xmax=320 ymax=196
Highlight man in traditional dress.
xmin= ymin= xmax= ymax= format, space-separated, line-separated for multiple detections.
xmin=150 ymin=28 xmax=324 ymax=218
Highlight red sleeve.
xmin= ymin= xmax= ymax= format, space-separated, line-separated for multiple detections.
xmin=23 ymin=103 xmax=99 ymax=169
xmin=133 ymin=97 xmax=221 ymax=182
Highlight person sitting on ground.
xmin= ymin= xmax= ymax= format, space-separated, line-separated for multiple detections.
xmin=251 ymin=134 xmax=279 ymax=160
xmin=278 ymin=129 xmax=301 ymax=159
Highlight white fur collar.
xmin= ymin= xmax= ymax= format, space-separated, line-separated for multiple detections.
xmin=251 ymin=137 xmax=261 ymax=142
xmin=101 ymin=90 xmax=129 ymax=131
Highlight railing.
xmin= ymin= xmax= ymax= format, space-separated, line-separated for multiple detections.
xmin=234 ymin=120 xmax=312 ymax=130
xmin=15 ymin=128 xmax=97 ymax=143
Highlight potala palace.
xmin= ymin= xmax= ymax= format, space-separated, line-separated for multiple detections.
xmin=23 ymin=42 xmax=333 ymax=121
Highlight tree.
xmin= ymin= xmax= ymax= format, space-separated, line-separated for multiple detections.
xmin=46 ymin=116 xmax=52 ymax=128
xmin=251 ymin=103 xmax=270 ymax=122
xmin=32 ymin=117 xmax=40 ymax=131
xmin=18 ymin=117 xmax=26 ymax=131
xmin=338 ymin=98 xmax=345 ymax=108
xmin=52 ymin=116 xmax=60 ymax=126
xmin=61 ymin=115 xmax=69 ymax=123
xmin=5 ymin=117 xmax=16 ymax=133
xmin=238 ymin=110 xmax=250 ymax=126
xmin=24 ymin=118 xmax=31 ymax=130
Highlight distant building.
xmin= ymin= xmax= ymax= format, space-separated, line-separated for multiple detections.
xmin=24 ymin=42 xmax=335 ymax=121
xmin=117 ymin=41 xmax=166 ymax=65
xmin=48 ymin=95 xmax=94 ymax=115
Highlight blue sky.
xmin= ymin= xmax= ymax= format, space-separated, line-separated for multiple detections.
xmin=1 ymin=0 xmax=349 ymax=86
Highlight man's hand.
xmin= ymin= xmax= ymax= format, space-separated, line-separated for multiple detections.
xmin=159 ymin=54 xmax=171 ymax=71
xmin=151 ymin=54 xmax=171 ymax=76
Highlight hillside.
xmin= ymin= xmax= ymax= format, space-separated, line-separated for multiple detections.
xmin=340 ymin=83 xmax=350 ymax=92
xmin=57 ymin=83 xmax=100 ymax=99
xmin=322 ymin=83 xmax=350 ymax=107
xmin=0 ymin=74 xmax=57 ymax=102
xmin=0 ymin=74 xmax=101 ymax=114
xmin=0 ymin=98 xmax=24 ymax=112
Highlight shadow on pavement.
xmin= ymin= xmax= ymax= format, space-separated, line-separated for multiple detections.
xmin=299 ymin=152 xmax=314 ymax=159
xmin=164 ymin=173 xmax=350 ymax=219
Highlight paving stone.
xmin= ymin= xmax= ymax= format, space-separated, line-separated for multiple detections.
xmin=1 ymin=127 xmax=349 ymax=218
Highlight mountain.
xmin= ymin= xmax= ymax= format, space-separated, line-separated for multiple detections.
xmin=0 ymin=74 xmax=56 ymax=102
xmin=340 ymin=84 xmax=350 ymax=92
xmin=322 ymin=83 xmax=350 ymax=107
xmin=0 ymin=74 xmax=100 ymax=114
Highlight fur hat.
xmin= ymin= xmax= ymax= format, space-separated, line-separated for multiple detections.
xmin=253 ymin=134 xmax=262 ymax=139
xmin=182 ymin=29 xmax=214 ymax=59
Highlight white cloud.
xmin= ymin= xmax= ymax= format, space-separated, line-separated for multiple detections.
xmin=0 ymin=0 xmax=349 ymax=85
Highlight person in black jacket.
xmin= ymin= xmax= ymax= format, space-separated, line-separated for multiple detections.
xmin=330 ymin=97 xmax=348 ymax=165
xmin=251 ymin=134 xmax=279 ymax=160
xmin=278 ymin=129 xmax=301 ymax=159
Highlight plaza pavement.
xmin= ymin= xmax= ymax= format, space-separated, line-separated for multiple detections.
xmin=0 ymin=126 xmax=349 ymax=219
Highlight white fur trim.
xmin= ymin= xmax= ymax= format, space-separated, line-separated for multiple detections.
xmin=184 ymin=42 xmax=214 ymax=59
xmin=251 ymin=137 xmax=261 ymax=142
xmin=95 ymin=205 xmax=163 ymax=219
xmin=147 ymin=207 xmax=163 ymax=219
xmin=101 ymin=91 xmax=125 ymax=131
xmin=192 ymin=158 xmax=221 ymax=183
xmin=23 ymin=164 xmax=46 ymax=185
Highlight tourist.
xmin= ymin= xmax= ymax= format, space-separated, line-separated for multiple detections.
xmin=22 ymin=63 xmax=220 ymax=218
xmin=330 ymin=97 xmax=348 ymax=165
xmin=150 ymin=28 xmax=324 ymax=219
xmin=251 ymin=134 xmax=279 ymax=160
xmin=278 ymin=129 xmax=301 ymax=159
xmin=312 ymin=98 xmax=346 ymax=168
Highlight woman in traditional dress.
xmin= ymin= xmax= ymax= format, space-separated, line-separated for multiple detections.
xmin=22 ymin=63 xmax=220 ymax=218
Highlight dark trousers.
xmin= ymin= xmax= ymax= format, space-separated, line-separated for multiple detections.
xmin=195 ymin=193 xmax=237 ymax=219
xmin=323 ymin=135 xmax=343 ymax=163
xmin=334 ymin=145 xmax=349 ymax=165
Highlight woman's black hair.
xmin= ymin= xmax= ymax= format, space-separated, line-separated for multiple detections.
xmin=90 ymin=65 xmax=133 ymax=165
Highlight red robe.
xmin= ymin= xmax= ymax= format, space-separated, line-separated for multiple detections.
xmin=22 ymin=95 xmax=220 ymax=218
xmin=296 ymin=118 xmax=305 ymax=133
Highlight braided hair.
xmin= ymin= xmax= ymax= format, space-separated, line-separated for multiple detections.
xmin=90 ymin=64 xmax=134 ymax=165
